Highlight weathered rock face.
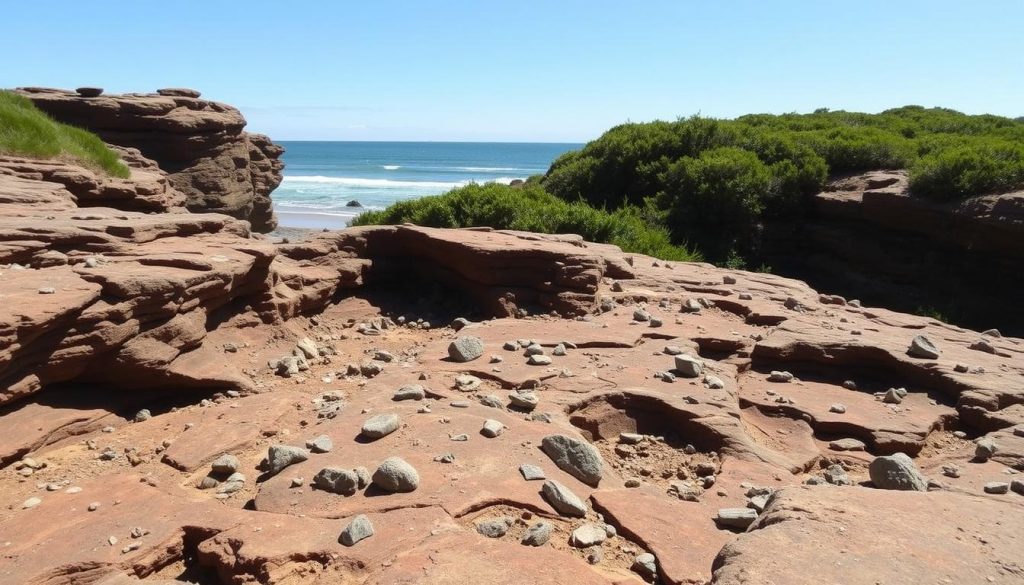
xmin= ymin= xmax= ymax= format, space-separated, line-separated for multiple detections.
xmin=2 ymin=156 xmax=1024 ymax=585
xmin=15 ymin=87 xmax=284 ymax=231
xmin=763 ymin=170 xmax=1024 ymax=335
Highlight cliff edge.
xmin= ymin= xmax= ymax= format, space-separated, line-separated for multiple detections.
xmin=15 ymin=87 xmax=284 ymax=231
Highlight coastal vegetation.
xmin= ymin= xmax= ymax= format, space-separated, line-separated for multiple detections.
xmin=543 ymin=107 xmax=1024 ymax=261
xmin=357 ymin=106 xmax=1024 ymax=264
xmin=0 ymin=90 xmax=129 ymax=177
xmin=351 ymin=182 xmax=701 ymax=261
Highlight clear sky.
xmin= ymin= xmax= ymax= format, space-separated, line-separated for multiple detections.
xmin=3 ymin=0 xmax=1022 ymax=142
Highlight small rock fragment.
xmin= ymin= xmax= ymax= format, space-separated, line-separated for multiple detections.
xmin=716 ymin=508 xmax=758 ymax=529
xmin=448 ymin=336 xmax=484 ymax=362
xmin=541 ymin=479 xmax=587 ymax=517
xmin=481 ymin=419 xmax=504 ymax=438
xmin=868 ymin=453 xmax=927 ymax=491
xmin=339 ymin=514 xmax=374 ymax=546
xmin=907 ymin=335 xmax=940 ymax=359
xmin=521 ymin=521 xmax=553 ymax=546
xmin=372 ymin=457 xmax=420 ymax=492
xmin=673 ymin=354 xmax=704 ymax=378
xmin=361 ymin=413 xmax=400 ymax=439
xmin=266 ymin=445 xmax=309 ymax=476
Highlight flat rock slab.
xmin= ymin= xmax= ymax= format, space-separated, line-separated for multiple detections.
xmin=254 ymin=405 xmax=601 ymax=518
xmin=160 ymin=391 xmax=300 ymax=472
xmin=592 ymin=488 xmax=732 ymax=585
xmin=362 ymin=531 xmax=628 ymax=585
xmin=711 ymin=485 xmax=1024 ymax=585
xmin=738 ymin=374 xmax=955 ymax=455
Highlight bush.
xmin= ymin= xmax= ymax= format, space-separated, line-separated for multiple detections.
xmin=352 ymin=182 xmax=701 ymax=261
xmin=910 ymin=142 xmax=1024 ymax=201
xmin=655 ymin=147 xmax=772 ymax=259
xmin=0 ymin=91 xmax=129 ymax=178
xmin=540 ymin=106 xmax=1024 ymax=262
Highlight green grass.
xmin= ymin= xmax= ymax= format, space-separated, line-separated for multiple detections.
xmin=352 ymin=182 xmax=702 ymax=261
xmin=0 ymin=90 xmax=129 ymax=178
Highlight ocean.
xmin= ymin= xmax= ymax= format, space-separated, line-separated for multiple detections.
xmin=273 ymin=141 xmax=581 ymax=230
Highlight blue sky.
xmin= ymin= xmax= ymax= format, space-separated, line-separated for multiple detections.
xmin=3 ymin=0 xmax=1022 ymax=142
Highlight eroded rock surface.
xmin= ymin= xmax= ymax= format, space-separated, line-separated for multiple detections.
xmin=2 ymin=158 xmax=1023 ymax=584
xmin=16 ymin=87 xmax=284 ymax=231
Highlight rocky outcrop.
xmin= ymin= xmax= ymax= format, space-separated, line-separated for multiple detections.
xmin=15 ymin=87 xmax=284 ymax=231
xmin=763 ymin=170 xmax=1024 ymax=335
xmin=1 ymin=153 xmax=1023 ymax=585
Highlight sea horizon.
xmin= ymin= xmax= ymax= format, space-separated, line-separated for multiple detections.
xmin=272 ymin=140 xmax=581 ymax=230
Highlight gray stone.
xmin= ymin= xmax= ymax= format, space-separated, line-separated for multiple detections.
xmin=541 ymin=479 xmax=587 ymax=517
xmin=681 ymin=299 xmax=702 ymax=313
xmin=649 ymin=317 xmax=663 ymax=328
xmin=476 ymin=518 xmax=511 ymax=538
xmin=481 ymin=419 xmax=504 ymax=438
xmin=983 ymin=482 xmax=1009 ymax=494
xmin=519 ymin=464 xmax=545 ymax=481
xmin=451 ymin=317 xmax=471 ymax=331
xmin=868 ymin=453 xmax=927 ymax=491
xmin=211 ymin=453 xmax=239 ymax=475
xmin=663 ymin=345 xmax=684 ymax=355
xmin=541 ymin=434 xmax=603 ymax=486
xmin=747 ymin=494 xmax=770 ymax=513
xmin=704 ymin=375 xmax=725 ymax=389
xmin=508 ymin=391 xmax=539 ymax=411
xmin=296 ymin=337 xmax=319 ymax=359
xmin=632 ymin=552 xmax=658 ymax=579
xmin=528 ymin=354 xmax=552 ymax=366
xmin=267 ymin=445 xmax=309 ymax=476
xmin=22 ymin=497 xmax=42 ymax=509
xmin=479 ymin=395 xmax=504 ymax=409
xmin=134 ymin=409 xmax=152 ymax=422
xmin=454 ymin=374 xmax=482 ymax=391
xmin=969 ymin=339 xmax=997 ymax=354
xmin=633 ymin=308 xmax=651 ymax=322
xmin=393 ymin=385 xmax=425 ymax=401
xmin=521 ymin=521 xmax=553 ymax=546
xmin=975 ymin=438 xmax=998 ymax=462
xmin=716 ymin=508 xmax=758 ymax=529
xmin=823 ymin=464 xmax=852 ymax=486
xmin=314 ymin=467 xmax=361 ymax=495
xmin=524 ymin=343 xmax=545 ymax=356
xmin=339 ymin=514 xmax=374 ymax=546
xmin=829 ymin=438 xmax=865 ymax=451
xmin=673 ymin=354 xmax=704 ymax=378
xmin=372 ymin=457 xmax=420 ymax=492
xmin=503 ymin=341 xmax=519 ymax=351
xmin=907 ymin=335 xmax=940 ymax=359
xmin=619 ymin=432 xmax=644 ymax=444
xmin=882 ymin=388 xmax=903 ymax=404
xmin=1010 ymin=479 xmax=1024 ymax=495
xmin=354 ymin=466 xmax=370 ymax=488
xmin=570 ymin=523 xmax=607 ymax=548
xmin=361 ymin=413 xmax=400 ymax=439
xmin=767 ymin=371 xmax=793 ymax=383
xmin=306 ymin=435 xmax=333 ymax=453
xmin=829 ymin=403 xmax=847 ymax=414
xmin=448 ymin=336 xmax=484 ymax=362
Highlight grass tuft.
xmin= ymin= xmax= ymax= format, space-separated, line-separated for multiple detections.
xmin=0 ymin=90 xmax=129 ymax=178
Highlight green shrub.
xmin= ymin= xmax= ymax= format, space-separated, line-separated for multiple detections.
xmin=0 ymin=90 xmax=129 ymax=178
xmin=655 ymin=147 xmax=771 ymax=259
xmin=540 ymin=106 xmax=1024 ymax=262
xmin=910 ymin=142 xmax=1024 ymax=201
xmin=352 ymin=182 xmax=701 ymax=261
